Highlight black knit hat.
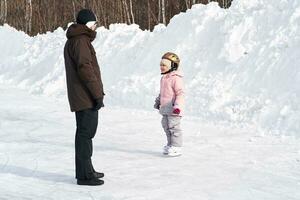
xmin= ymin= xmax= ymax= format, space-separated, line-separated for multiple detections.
xmin=76 ymin=9 xmax=96 ymax=25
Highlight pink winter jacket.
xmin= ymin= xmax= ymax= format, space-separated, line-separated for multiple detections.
xmin=154 ymin=70 xmax=184 ymax=116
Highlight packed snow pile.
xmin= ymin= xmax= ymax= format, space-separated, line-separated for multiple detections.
xmin=0 ymin=0 xmax=300 ymax=136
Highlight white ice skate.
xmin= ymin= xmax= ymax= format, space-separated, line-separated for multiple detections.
xmin=163 ymin=145 xmax=171 ymax=155
xmin=165 ymin=146 xmax=182 ymax=157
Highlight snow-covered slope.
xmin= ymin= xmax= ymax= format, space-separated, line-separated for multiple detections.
xmin=0 ymin=0 xmax=300 ymax=136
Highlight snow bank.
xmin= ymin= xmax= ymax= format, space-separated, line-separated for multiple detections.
xmin=0 ymin=0 xmax=300 ymax=136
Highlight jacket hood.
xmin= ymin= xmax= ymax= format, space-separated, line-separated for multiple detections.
xmin=66 ymin=23 xmax=97 ymax=41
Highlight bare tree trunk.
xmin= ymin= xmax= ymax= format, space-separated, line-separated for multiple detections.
xmin=72 ymin=0 xmax=76 ymax=22
xmin=99 ymin=0 xmax=107 ymax=27
xmin=122 ymin=0 xmax=131 ymax=24
xmin=0 ymin=0 xmax=3 ymax=22
xmin=162 ymin=0 xmax=166 ymax=25
xmin=0 ymin=0 xmax=7 ymax=23
xmin=29 ymin=0 xmax=32 ymax=33
xmin=224 ymin=0 xmax=229 ymax=8
xmin=54 ymin=0 xmax=57 ymax=29
xmin=158 ymin=0 xmax=161 ymax=23
xmin=147 ymin=0 xmax=151 ymax=29
xmin=185 ymin=0 xmax=189 ymax=9
xmin=186 ymin=0 xmax=194 ymax=9
xmin=129 ymin=0 xmax=135 ymax=24
xmin=221 ymin=0 xmax=229 ymax=8
xmin=149 ymin=0 xmax=158 ymax=27
xmin=4 ymin=0 xmax=7 ymax=23
xmin=25 ymin=0 xmax=32 ymax=34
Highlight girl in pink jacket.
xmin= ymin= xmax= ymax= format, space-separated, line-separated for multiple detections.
xmin=154 ymin=52 xmax=184 ymax=157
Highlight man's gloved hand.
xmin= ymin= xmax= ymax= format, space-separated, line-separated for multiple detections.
xmin=94 ymin=97 xmax=104 ymax=110
xmin=173 ymin=108 xmax=180 ymax=115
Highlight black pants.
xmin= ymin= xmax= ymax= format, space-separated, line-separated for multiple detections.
xmin=75 ymin=108 xmax=98 ymax=180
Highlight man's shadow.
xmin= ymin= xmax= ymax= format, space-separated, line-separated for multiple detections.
xmin=25 ymin=138 xmax=163 ymax=158
xmin=0 ymin=164 xmax=74 ymax=184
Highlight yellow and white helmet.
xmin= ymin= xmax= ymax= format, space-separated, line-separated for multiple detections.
xmin=162 ymin=52 xmax=180 ymax=71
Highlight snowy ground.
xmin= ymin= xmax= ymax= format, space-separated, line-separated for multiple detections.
xmin=0 ymin=85 xmax=299 ymax=200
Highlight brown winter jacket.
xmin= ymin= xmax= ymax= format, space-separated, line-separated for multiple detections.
xmin=64 ymin=24 xmax=104 ymax=112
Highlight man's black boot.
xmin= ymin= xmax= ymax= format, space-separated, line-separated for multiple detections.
xmin=77 ymin=178 xmax=104 ymax=186
xmin=93 ymin=172 xmax=104 ymax=179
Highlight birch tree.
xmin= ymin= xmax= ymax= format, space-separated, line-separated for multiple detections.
xmin=72 ymin=0 xmax=76 ymax=22
xmin=185 ymin=0 xmax=190 ymax=9
xmin=129 ymin=0 xmax=134 ymax=24
xmin=158 ymin=0 xmax=161 ymax=23
xmin=25 ymin=0 xmax=32 ymax=34
xmin=148 ymin=0 xmax=151 ymax=29
xmin=161 ymin=0 xmax=166 ymax=25
xmin=223 ymin=0 xmax=230 ymax=8
xmin=122 ymin=0 xmax=131 ymax=24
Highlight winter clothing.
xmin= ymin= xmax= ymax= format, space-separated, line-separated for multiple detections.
xmin=77 ymin=177 xmax=104 ymax=186
xmin=93 ymin=172 xmax=104 ymax=179
xmin=93 ymin=97 xmax=104 ymax=111
xmin=64 ymin=23 xmax=104 ymax=112
xmin=75 ymin=108 xmax=98 ymax=180
xmin=64 ymin=20 xmax=104 ymax=184
xmin=161 ymin=52 xmax=180 ymax=73
xmin=161 ymin=115 xmax=183 ymax=147
xmin=76 ymin=9 xmax=97 ymax=25
xmin=160 ymin=59 xmax=172 ymax=68
xmin=166 ymin=146 xmax=182 ymax=157
xmin=173 ymin=108 xmax=181 ymax=115
xmin=155 ymin=70 xmax=184 ymax=116
xmin=163 ymin=145 xmax=171 ymax=155
xmin=154 ymin=94 xmax=160 ymax=110
xmin=162 ymin=52 xmax=180 ymax=66
xmin=154 ymin=58 xmax=184 ymax=150
xmin=160 ymin=59 xmax=173 ymax=75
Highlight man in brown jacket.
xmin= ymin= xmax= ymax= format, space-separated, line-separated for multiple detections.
xmin=64 ymin=9 xmax=104 ymax=186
